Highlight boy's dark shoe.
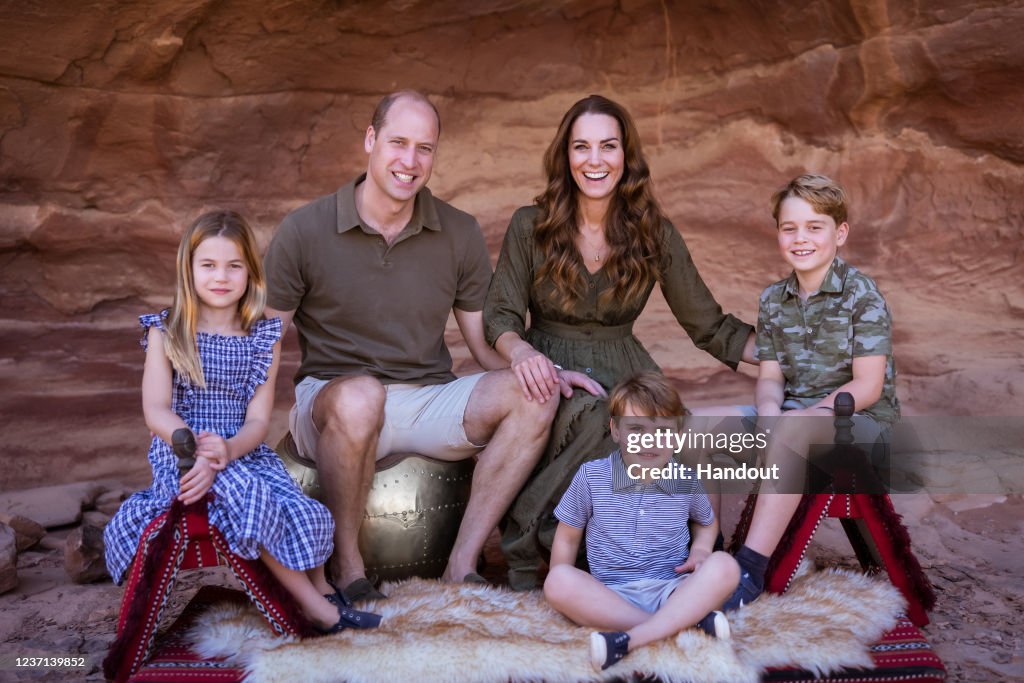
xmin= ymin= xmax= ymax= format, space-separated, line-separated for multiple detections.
xmin=590 ymin=631 xmax=630 ymax=671
xmin=695 ymin=610 xmax=731 ymax=640
xmin=314 ymin=602 xmax=383 ymax=635
xmin=342 ymin=577 xmax=387 ymax=603
xmin=721 ymin=570 xmax=763 ymax=611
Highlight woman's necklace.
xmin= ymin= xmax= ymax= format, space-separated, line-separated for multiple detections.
xmin=579 ymin=228 xmax=606 ymax=263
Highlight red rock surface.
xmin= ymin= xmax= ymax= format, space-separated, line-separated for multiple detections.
xmin=2 ymin=1 xmax=1022 ymax=495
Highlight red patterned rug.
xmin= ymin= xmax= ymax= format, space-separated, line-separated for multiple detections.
xmin=764 ymin=616 xmax=945 ymax=682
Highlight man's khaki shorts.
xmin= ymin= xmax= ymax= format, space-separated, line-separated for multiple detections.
xmin=289 ymin=374 xmax=487 ymax=467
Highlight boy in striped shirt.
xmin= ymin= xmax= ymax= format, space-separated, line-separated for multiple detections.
xmin=544 ymin=372 xmax=740 ymax=672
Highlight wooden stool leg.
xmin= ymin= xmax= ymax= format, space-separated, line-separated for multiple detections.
xmin=839 ymin=517 xmax=884 ymax=572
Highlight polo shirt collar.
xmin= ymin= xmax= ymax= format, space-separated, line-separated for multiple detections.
xmin=610 ymin=450 xmax=675 ymax=494
xmin=335 ymin=173 xmax=443 ymax=235
xmin=783 ymin=255 xmax=849 ymax=299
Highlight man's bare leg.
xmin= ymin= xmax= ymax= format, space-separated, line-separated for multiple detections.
xmin=313 ymin=375 xmax=385 ymax=587
xmin=440 ymin=369 xmax=558 ymax=582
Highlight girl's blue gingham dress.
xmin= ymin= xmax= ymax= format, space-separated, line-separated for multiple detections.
xmin=104 ymin=311 xmax=334 ymax=585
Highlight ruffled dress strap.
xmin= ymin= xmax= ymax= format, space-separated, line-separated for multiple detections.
xmin=138 ymin=310 xmax=169 ymax=351
xmin=245 ymin=317 xmax=282 ymax=400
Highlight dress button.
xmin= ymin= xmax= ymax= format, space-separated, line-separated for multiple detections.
xmin=639 ymin=509 xmax=645 ymax=516
xmin=585 ymin=368 xmax=592 ymax=373
xmin=589 ymin=282 xmax=596 ymax=288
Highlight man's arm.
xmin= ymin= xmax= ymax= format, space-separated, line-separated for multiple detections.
xmin=453 ymin=308 xmax=510 ymax=371
xmin=264 ymin=306 xmax=296 ymax=336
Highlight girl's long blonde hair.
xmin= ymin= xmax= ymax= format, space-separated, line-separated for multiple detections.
xmin=164 ymin=210 xmax=266 ymax=387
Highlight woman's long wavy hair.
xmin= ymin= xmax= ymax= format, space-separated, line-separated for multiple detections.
xmin=164 ymin=210 xmax=266 ymax=388
xmin=533 ymin=95 xmax=665 ymax=309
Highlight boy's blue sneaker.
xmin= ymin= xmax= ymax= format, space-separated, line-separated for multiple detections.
xmin=721 ymin=570 xmax=763 ymax=611
xmin=695 ymin=610 xmax=731 ymax=639
xmin=590 ymin=631 xmax=630 ymax=671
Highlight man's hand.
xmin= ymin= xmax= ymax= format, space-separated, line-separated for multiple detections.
xmin=196 ymin=432 xmax=230 ymax=471
xmin=674 ymin=546 xmax=710 ymax=574
xmin=556 ymin=370 xmax=607 ymax=400
xmin=178 ymin=458 xmax=217 ymax=505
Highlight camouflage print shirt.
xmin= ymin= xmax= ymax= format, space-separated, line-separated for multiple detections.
xmin=755 ymin=256 xmax=899 ymax=423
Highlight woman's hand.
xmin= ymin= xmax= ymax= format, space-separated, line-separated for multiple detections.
xmin=196 ymin=432 xmax=230 ymax=471
xmin=178 ymin=458 xmax=217 ymax=505
xmin=556 ymin=370 xmax=607 ymax=399
xmin=509 ymin=345 xmax=560 ymax=403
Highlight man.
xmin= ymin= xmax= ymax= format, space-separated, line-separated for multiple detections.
xmin=265 ymin=90 xmax=594 ymax=602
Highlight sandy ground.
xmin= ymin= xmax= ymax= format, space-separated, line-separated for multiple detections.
xmin=0 ymin=301 xmax=1022 ymax=682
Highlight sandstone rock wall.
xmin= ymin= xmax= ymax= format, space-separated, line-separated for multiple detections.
xmin=1 ymin=1 xmax=1022 ymax=487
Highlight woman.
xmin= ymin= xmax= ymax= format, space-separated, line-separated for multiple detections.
xmin=484 ymin=95 xmax=756 ymax=589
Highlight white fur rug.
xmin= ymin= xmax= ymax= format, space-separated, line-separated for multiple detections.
xmin=188 ymin=567 xmax=904 ymax=683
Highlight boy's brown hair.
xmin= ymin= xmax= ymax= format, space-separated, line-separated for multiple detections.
xmin=608 ymin=371 xmax=687 ymax=418
xmin=770 ymin=173 xmax=848 ymax=226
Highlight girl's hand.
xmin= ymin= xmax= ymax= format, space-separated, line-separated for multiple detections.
xmin=178 ymin=458 xmax=216 ymax=505
xmin=674 ymin=547 xmax=710 ymax=574
xmin=196 ymin=432 xmax=230 ymax=470
xmin=556 ymin=370 xmax=607 ymax=399
xmin=509 ymin=345 xmax=560 ymax=403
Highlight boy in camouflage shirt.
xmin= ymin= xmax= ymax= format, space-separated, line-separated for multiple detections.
xmin=724 ymin=173 xmax=899 ymax=611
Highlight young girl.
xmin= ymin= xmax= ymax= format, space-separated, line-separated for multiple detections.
xmin=103 ymin=210 xmax=379 ymax=634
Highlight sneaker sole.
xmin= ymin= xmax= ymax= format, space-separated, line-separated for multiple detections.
xmin=713 ymin=611 xmax=731 ymax=641
xmin=589 ymin=632 xmax=607 ymax=672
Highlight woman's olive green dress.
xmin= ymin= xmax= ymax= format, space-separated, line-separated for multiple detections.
xmin=484 ymin=205 xmax=753 ymax=589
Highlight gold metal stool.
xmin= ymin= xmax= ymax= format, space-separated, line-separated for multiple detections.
xmin=277 ymin=433 xmax=475 ymax=582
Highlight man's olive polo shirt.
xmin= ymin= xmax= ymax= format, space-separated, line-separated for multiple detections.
xmin=265 ymin=174 xmax=492 ymax=386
